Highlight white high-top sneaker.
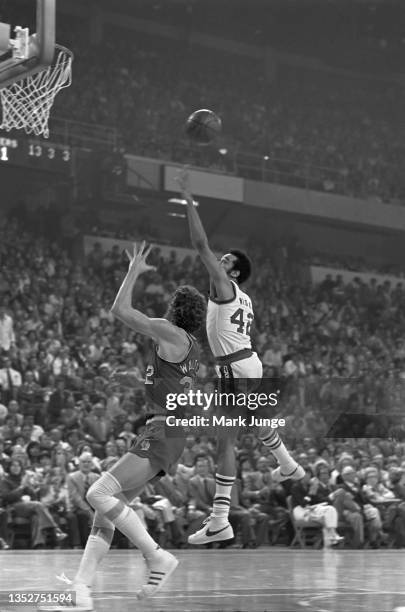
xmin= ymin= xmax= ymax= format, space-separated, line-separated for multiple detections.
xmin=38 ymin=576 xmax=93 ymax=611
xmin=136 ymin=548 xmax=179 ymax=599
xmin=188 ymin=514 xmax=234 ymax=545
xmin=271 ymin=464 xmax=305 ymax=483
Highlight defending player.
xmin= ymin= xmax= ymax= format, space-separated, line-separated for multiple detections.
xmin=176 ymin=167 xmax=304 ymax=545
xmin=39 ymin=241 xmax=206 ymax=611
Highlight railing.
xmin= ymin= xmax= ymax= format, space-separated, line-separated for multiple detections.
xmin=169 ymin=143 xmax=348 ymax=195
xmin=235 ymin=150 xmax=348 ymax=194
xmin=49 ymin=116 xmax=402 ymax=201
xmin=47 ymin=115 xmax=345 ymax=193
xmin=48 ymin=117 xmax=118 ymax=149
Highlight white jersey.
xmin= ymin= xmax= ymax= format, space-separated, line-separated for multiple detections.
xmin=206 ymin=280 xmax=254 ymax=358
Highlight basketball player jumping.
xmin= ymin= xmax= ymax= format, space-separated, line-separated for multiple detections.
xmin=176 ymin=167 xmax=304 ymax=545
xmin=39 ymin=241 xmax=206 ymax=611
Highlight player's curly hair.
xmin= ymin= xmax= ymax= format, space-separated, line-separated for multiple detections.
xmin=165 ymin=285 xmax=206 ymax=333
xmin=229 ymin=249 xmax=252 ymax=284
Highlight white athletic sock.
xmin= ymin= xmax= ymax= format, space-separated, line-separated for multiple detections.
xmin=87 ymin=471 xmax=158 ymax=556
xmin=212 ymin=474 xmax=235 ymax=524
xmin=74 ymin=511 xmax=115 ymax=588
xmin=74 ymin=534 xmax=111 ymax=588
xmin=259 ymin=429 xmax=297 ymax=471
xmin=114 ymin=506 xmax=158 ymax=556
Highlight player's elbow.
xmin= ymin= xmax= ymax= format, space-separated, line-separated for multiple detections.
xmin=110 ymin=306 xmax=120 ymax=322
xmin=110 ymin=304 xmax=128 ymax=324
xmin=110 ymin=303 xmax=124 ymax=318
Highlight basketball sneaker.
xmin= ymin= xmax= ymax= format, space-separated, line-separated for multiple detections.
xmin=271 ymin=464 xmax=305 ymax=483
xmin=37 ymin=575 xmax=93 ymax=611
xmin=55 ymin=528 xmax=68 ymax=542
xmin=136 ymin=548 xmax=179 ymax=600
xmin=188 ymin=515 xmax=234 ymax=545
xmin=324 ymin=533 xmax=345 ymax=548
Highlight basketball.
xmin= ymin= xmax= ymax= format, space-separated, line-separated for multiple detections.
xmin=185 ymin=109 xmax=222 ymax=145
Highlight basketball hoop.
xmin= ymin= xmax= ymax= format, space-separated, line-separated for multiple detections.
xmin=0 ymin=44 xmax=73 ymax=138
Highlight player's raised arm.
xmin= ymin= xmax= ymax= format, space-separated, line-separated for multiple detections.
xmin=110 ymin=241 xmax=186 ymax=346
xmin=175 ymin=167 xmax=234 ymax=301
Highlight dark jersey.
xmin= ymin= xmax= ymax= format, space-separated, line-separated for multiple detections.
xmin=144 ymin=334 xmax=199 ymax=416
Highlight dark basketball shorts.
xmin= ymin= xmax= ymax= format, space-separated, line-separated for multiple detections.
xmin=129 ymin=418 xmax=185 ymax=476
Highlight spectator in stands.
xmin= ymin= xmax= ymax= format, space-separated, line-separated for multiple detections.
xmin=23 ymin=416 xmax=44 ymax=443
xmin=18 ymin=371 xmax=44 ymax=421
xmin=242 ymin=456 xmax=289 ymax=542
xmin=387 ymin=468 xmax=405 ymax=547
xmin=47 ymin=378 xmax=70 ymax=426
xmin=118 ymin=421 xmax=137 ymax=450
xmin=100 ymin=441 xmax=118 ymax=472
xmin=227 ymin=478 xmax=262 ymax=549
xmin=309 ymin=462 xmax=335 ymax=504
xmin=66 ymin=452 xmax=99 ymax=547
xmin=362 ymin=467 xmax=396 ymax=503
xmin=0 ymin=305 xmax=15 ymax=352
xmin=114 ymin=438 xmax=127 ymax=458
xmin=0 ymin=356 xmax=22 ymax=404
xmin=181 ymin=436 xmax=202 ymax=468
xmin=187 ymin=456 xmax=216 ymax=538
xmin=104 ymin=384 xmax=124 ymax=421
xmin=153 ymin=467 xmax=188 ymax=548
xmin=333 ymin=465 xmax=382 ymax=548
xmin=40 ymin=466 xmax=81 ymax=548
xmin=83 ymin=401 xmax=113 ymax=454
xmin=291 ymin=466 xmax=343 ymax=548
xmin=0 ymin=438 xmax=11 ymax=472
xmin=52 ymin=447 xmax=71 ymax=471
xmin=0 ymin=416 xmax=20 ymax=442
xmin=389 ymin=468 xmax=405 ymax=501
xmin=73 ymin=444 xmax=102 ymax=473
xmin=6 ymin=400 xmax=23 ymax=427
xmin=0 ymin=508 xmax=10 ymax=549
xmin=362 ymin=466 xmax=405 ymax=547
xmin=0 ymin=458 xmax=67 ymax=548
xmin=26 ymin=441 xmax=42 ymax=469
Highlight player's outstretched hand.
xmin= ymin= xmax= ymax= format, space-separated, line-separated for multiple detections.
xmin=125 ymin=241 xmax=156 ymax=276
xmin=174 ymin=165 xmax=192 ymax=201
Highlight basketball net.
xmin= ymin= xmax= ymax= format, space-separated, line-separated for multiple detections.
xmin=0 ymin=45 xmax=73 ymax=139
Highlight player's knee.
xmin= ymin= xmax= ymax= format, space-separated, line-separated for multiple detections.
xmin=86 ymin=472 xmax=122 ymax=511
xmin=86 ymin=479 xmax=109 ymax=509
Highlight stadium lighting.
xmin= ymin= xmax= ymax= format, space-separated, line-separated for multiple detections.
xmin=168 ymin=198 xmax=199 ymax=207
xmin=168 ymin=212 xmax=186 ymax=218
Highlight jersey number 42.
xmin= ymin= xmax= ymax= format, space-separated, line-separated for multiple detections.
xmin=230 ymin=308 xmax=253 ymax=336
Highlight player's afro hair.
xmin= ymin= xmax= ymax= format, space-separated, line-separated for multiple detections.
xmin=229 ymin=249 xmax=252 ymax=284
xmin=166 ymin=285 xmax=206 ymax=334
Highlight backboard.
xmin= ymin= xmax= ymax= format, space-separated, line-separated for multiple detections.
xmin=0 ymin=0 xmax=55 ymax=88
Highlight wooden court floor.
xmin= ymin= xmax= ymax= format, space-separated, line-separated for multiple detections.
xmin=0 ymin=548 xmax=404 ymax=612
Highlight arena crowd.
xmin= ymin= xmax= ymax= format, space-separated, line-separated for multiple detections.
xmin=52 ymin=23 xmax=404 ymax=204
xmin=0 ymin=215 xmax=404 ymax=551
